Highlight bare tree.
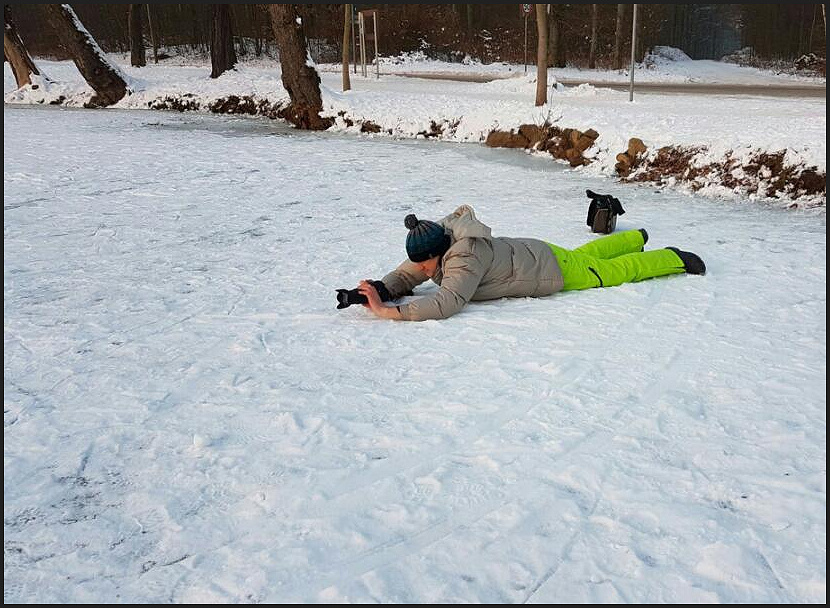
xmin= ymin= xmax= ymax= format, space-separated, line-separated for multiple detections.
xmin=547 ymin=4 xmax=559 ymax=68
xmin=4 ymin=5 xmax=44 ymax=88
xmin=129 ymin=4 xmax=146 ymax=67
xmin=535 ymin=4 xmax=548 ymax=106
xmin=45 ymin=4 xmax=128 ymax=107
xmin=342 ymin=4 xmax=351 ymax=92
xmin=247 ymin=5 xmax=263 ymax=56
xmin=267 ymin=4 xmax=331 ymax=130
xmin=146 ymin=4 xmax=158 ymax=63
xmin=614 ymin=3 xmax=625 ymax=70
xmin=210 ymin=4 xmax=236 ymax=78
xmin=546 ymin=5 xmax=566 ymax=68
xmin=589 ymin=4 xmax=598 ymax=69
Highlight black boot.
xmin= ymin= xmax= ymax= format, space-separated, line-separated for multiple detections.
xmin=639 ymin=228 xmax=649 ymax=250
xmin=667 ymin=247 xmax=706 ymax=275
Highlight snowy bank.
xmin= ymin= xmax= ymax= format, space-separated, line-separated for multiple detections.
xmin=5 ymin=54 xmax=826 ymax=209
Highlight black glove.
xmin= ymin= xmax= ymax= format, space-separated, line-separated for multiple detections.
xmin=336 ymin=280 xmax=394 ymax=310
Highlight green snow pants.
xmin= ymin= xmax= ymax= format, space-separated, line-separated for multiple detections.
xmin=548 ymin=230 xmax=686 ymax=291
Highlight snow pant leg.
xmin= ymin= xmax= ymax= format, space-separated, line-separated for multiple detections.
xmin=548 ymin=244 xmax=686 ymax=291
xmin=548 ymin=243 xmax=601 ymax=290
xmin=572 ymin=229 xmax=646 ymax=259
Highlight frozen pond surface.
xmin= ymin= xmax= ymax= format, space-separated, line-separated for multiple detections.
xmin=4 ymin=106 xmax=826 ymax=603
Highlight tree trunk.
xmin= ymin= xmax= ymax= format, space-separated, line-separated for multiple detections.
xmin=45 ymin=4 xmax=128 ymax=107
xmin=535 ymin=4 xmax=548 ymax=106
xmin=146 ymin=4 xmax=158 ymax=63
xmin=342 ymin=4 xmax=351 ymax=91
xmin=554 ymin=11 xmax=566 ymax=69
xmin=589 ymin=4 xmax=598 ymax=69
xmin=4 ymin=5 xmax=44 ymax=88
xmin=547 ymin=5 xmax=559 ymax=68
xmin=129 ymin=4 xmax=146 ymax=67
xmin=267 ymin=4 xmax=332 ymax=130
xmin=190 ymin=4 xmax=205 ymax=52
xmin=210 ymin=4 xmax=236 ymax=78
xmin=614 ymin=3 xmax=625 ymax=70
xmin=250 ymin=4 xmax=262 ymax=56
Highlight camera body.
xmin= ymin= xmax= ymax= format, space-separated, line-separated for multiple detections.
xmin=336 ymin=280 xmax=393 ymax=309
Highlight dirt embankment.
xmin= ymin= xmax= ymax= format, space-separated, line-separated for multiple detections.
xmin=485 ymin=125 xmax=826 ymax=208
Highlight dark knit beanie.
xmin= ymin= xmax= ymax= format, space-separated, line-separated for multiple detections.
xmin=404 ymin=214 xmax=451 ymax=263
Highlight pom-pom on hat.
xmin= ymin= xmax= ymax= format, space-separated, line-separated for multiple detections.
xmin=404 ymin=214 xmax=451 ymax=263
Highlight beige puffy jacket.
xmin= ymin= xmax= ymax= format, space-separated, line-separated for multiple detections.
xmin=381 ymin=206 xmax=564 ymax=321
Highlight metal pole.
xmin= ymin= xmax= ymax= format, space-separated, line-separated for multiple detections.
xmin=351 ymin=6 xmax=357 ymax=75
xmin=629 ymin=4 xmax=638 ymax=102
xmin=374 ymin=11 xmax=379 ymax=79
xmin=359 ymin=12 xmax=367 ymax=77
xmin=524 ymin=14 xmax=528 ymax=74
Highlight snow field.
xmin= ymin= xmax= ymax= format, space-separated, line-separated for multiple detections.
xmin=3 ymin=106 xmax=826 ymax=603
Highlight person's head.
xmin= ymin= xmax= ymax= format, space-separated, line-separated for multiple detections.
xmin=404 ymin=214 xmax=450 ymax=277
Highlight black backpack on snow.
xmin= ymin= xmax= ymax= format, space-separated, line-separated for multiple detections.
xmin=586 ymin=189 xmax=626 ymax=234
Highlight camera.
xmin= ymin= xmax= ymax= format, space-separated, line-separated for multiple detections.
xmin=336 ymin=280 xmax=393 ymax=309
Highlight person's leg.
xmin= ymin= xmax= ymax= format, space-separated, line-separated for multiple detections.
xmin=583 ymin=249 xmax=686 ymax=288
xmin=548 ymin=243 xmax=604 ymax=290
xmin=573 ymin=229 xmax=647 ymax=259
xmin=549 ymin=243 xmax=686 ymax=291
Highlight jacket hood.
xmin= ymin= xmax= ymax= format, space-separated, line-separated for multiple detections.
xmin=438 ymin=205 xmax=492 ymax=241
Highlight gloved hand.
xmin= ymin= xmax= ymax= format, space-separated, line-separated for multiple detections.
xmin=336 ymin=280 xmax=393 ymax=309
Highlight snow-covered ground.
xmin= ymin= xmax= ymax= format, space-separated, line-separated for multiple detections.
xmin=4 ymin=106 xmax=826 ymax=603
xmin=4 ymin=51 xmax=826 ymax=209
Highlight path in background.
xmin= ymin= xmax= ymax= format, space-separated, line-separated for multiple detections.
xmin=391 ymin=70 xmax=827 ymax=97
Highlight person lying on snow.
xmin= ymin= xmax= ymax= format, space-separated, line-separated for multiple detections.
xmin=338 ymin=205 xmax=705 ymax=321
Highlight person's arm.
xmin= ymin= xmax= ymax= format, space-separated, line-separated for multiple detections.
xmin=358 ymin=280 xmax=404 ymax=320
xmin=380 ymin=259 xmax=430 ymax=298
xmin=396 ymin=252 xmax=484 ymax=320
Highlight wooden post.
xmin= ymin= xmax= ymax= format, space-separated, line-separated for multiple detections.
xmin=342 ymin=4 xmax=351 ymax=91
xmin=535 ymin=4 xmax=548 ymax=106
xmin=359 ymin=12 xmax=367 ymax=77
xmin=629 ymin=4 xmax=637 ymax=102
